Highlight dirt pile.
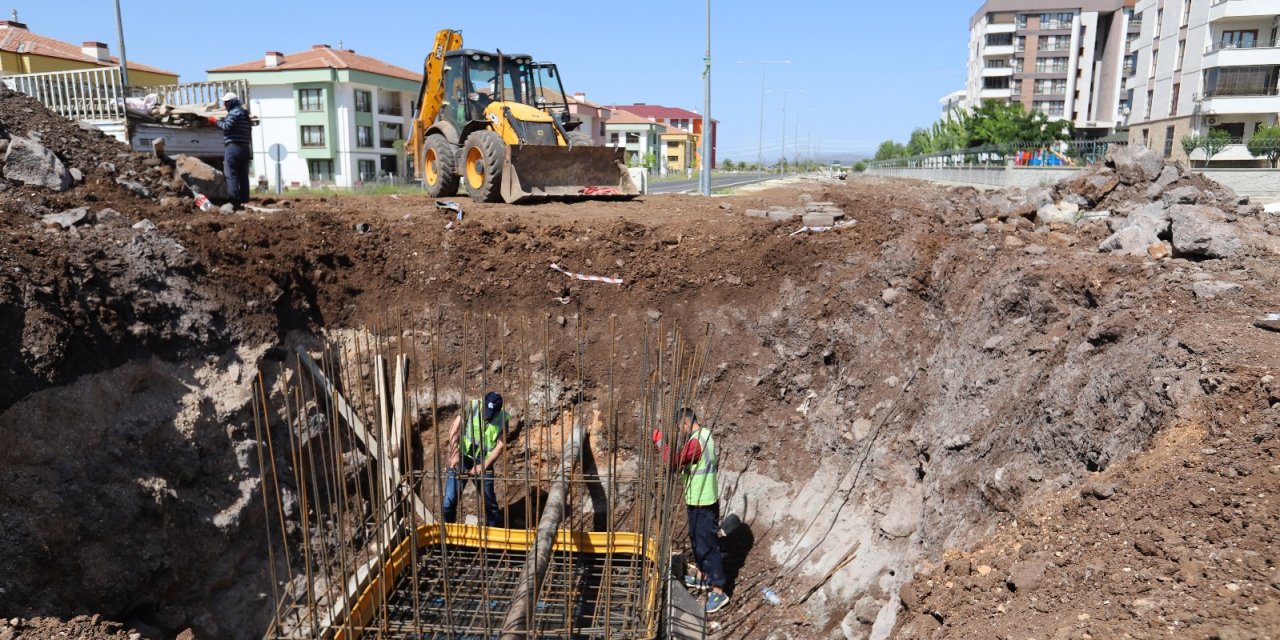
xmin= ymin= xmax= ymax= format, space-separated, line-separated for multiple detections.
xmin=0 ymin=136 xmax=1277 ymax=640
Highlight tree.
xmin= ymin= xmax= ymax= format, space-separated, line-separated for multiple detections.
xmin=1202 ymin=129 xmax=1231 ymax=168
xmin=723 ymin=158 xmax=734 ymax=171
xmin=1180 ymin=134 xmax=1200 ymax=158
xmin=853 ymin=160 xmax=867 ymax=173
xmin=1246 ymin=125 xmax=1280 ymax=168
xmin=874 ymin=140 xmax=907 ymax=161
xmin=966 ymin=101 xmax=1072 ymax=149
xmin=905 ymin=128 xmax=933 ymax=157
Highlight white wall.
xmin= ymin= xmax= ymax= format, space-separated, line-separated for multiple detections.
xmin=246 ymin=84 xmax=312 ymax=190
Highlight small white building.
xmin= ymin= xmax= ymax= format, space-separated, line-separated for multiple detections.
xmin=208 ymin=45 xmax=421 ymax=189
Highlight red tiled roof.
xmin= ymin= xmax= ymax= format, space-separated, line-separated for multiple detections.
xmin=209 ymin=46 xmax=422 ymax=83
xmin=606 ymin=110 xmax=662 ymax=126
xmin=0 ymin=23 xmax=176 ymax=76
xmin=606 ymin=103 xmax=701 ymax=121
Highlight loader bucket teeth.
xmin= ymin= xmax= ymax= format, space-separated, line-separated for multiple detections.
xmin=500 ymin=145 xmax=640 ymax=204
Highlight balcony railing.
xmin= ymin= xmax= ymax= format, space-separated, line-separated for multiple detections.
xmin=377 ymin=106 xmax=404 ymax=116
xmin=1207 ymin=38 xmax=1280 ymax=52
xmin=1204 ymin=85 xmax=1280 ymax=97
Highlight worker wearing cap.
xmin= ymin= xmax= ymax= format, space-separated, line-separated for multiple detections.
xmin=209 ymin=92 xmax=253 ymax=210
xmin=443 ymin=391 xmax=512 ymax=527
xmin=654 ymin=408 xmax=729 ymax=613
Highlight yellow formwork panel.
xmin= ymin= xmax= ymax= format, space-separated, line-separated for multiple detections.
xmin=334 ymin=524 xmax=661 ymax=640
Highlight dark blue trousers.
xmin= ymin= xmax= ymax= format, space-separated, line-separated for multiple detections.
xmin=688 ymin=502 xmax=726 ymax=588
xmin=442 ymin=457 xmax=501 ymax=527
xmin=223 ymin=142 xmax=251 ymax=206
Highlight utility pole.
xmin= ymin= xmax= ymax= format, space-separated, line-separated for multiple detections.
xmin=769 ymin=89 xmax=803 ymax=175
xmin=113 ymin=0 xmax=129 ymax=86
xmin=737 ymin=60 xmax=789 ymax=172
xmin=699 ymin=0 xmax=711 ymax=196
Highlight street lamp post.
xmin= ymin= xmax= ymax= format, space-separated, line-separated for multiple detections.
xmin=768 ymin=89 xmax=803 ymax=174
xmin=700 ymin=0 xmax=711 ymax=196
xmin=737 ymin=60 xmax=789 ymax=171
xmin=113 ymin=0 xmax=129 ymax=86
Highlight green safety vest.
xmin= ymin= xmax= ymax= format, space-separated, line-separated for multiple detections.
xmin=462 ymin=399 xmax=508 ymax=459
xmin=683 ymin=427 xmax=719 ymax=507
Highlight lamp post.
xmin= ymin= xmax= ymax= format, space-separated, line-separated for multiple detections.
xmin=113 ymin=0 xmax=129 ymax=86
xmin=700 ymin=0 xmax=711 ymax=196
xmin=768 ymin=89 xmax=803 ymax=174
xmin=737 ymin=60 xmax=789 ymax=171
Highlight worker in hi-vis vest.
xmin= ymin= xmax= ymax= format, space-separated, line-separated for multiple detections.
xmin=443 ymin=391 xmax=512 ymax=527
xmin=654 ymin=407 xmax=729 ymax=614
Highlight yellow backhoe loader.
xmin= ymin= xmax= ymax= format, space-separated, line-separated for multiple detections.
xmin=405 ymin=29 xmax=638 ymax=203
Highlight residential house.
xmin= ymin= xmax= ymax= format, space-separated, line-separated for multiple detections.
xmin=208 ymin=45 xmax=421 ymax=189
xmin=603 ymin=110 xmax=664 ymax=167
xmin=568 ymin=93 xmax=613 ymax=146
xmin=659 ymin=128 xmax=697 ymax=174
xmin=1127 ymin=0 xmax=1279 ymax=166
xmin=940 ymin=89 xmax=968 ymax=119
xmin=965 ymin=0 xmax=1138 ymax=138
xmin=606 ymin=103 xmax=718 ymax=168
xmin=0 ymin=15 xmax=176 ymax=85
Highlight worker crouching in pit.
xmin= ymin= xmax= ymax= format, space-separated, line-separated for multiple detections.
xmin=655 ymin=408 xmax=729 ymax=613
xmin=443 ymin=392 xmax=513 ymax=527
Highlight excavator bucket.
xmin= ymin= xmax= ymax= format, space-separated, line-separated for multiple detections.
xmin=501 ymin=144 xmax=639 ymax=204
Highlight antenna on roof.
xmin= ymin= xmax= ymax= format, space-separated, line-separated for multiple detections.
xmin=338 ymin=39 xmax=343 ymax=50
xmin=10 ymin=9 xmax=17 ymax=21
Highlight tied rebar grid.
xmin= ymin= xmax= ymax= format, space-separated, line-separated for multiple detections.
xmin=250 ymin=312 xmax=725 ymax=640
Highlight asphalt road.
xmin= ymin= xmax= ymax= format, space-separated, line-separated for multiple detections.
xmin=646 ymin=172 xmax=778 ymax=194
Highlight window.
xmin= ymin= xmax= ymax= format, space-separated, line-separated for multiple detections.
xmin=1176 ymin=40 xmax=1186 ymax=71
xmin=1124 ymin=53 xmax=1138 ymax=76
xmin=1010 ymin=79 xmax=1022 ymax=94
xmin=667 ymin=155 xmax=679 ymax=163
xmin=1042 ymin=35 xmax=1070 ymax=51
xmin=983 ymin=77 xmax=1011 ymax=90
xmin=1204 ymin=66 xmax=1280 ymax=97
xmin=599 ymin=122 xmax=606 ymax=137
xmin=667 ymin=141 xmax=679 ymax=149
xmin=1163 ymin=126 xmax=1175 ymax=157
xmin=355 ymin=90 xmax=371 ymax=113
xmin=1016 ymin=14 xmax=1028 ymax=29
xmin=1125 ymin=32 xmax=1138 ymax=53
xmin=379 ymin=122 xmax=402 ymax=149
xmin=1013 ymin=57 xmax=1024 ymax=73
xmin=1141 ymin=128 xmax=1149 ymax=146
xmin=1154 ymin=9 xmax=1163 ymax=36
xmin=299 ymin=88 xmax=323 ymax=112
xmin=1034 ymin=79 xmax=1068 ymax=95
xmin=985 ymin=58 xmax=1010 ymax=69
xmin=1180 ymin=0 xmax=1191 ymax=27
xmin=1032 ymin=100 xmax=1065 ymax=116
xmin=1170 ymin=83 xmax=1180 ymax=116
xmin=357 ymin=126 xmax=372 ymax=148
xmin=987 ymin=33 xmax=1014 ymax=47
xmin=1016 ymin=35 xmax=1027 ymax=52
xmin=610 ymin=132 xmax=619 ymax=144
xmin=357 ymin=159 xmax=376 ymax=181
xmin=1211 ymin=123 xmax=1245 ymax=140
xmin=1219 ymin=30 xmax=1259 ymax=50
xmin=308 ymin=159 xmax=334 ymax=183
xmin=301 ymin=125 xmax=325 ymax=147
xmin=625 ymin=132 xmax=640 ymax=143
xmin=1035 ymin=57 xmax=1069 ymax=73
xmin=1039 ymin=13 xmax=1071 ymax=29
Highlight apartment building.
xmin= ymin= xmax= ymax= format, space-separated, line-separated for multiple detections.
xmin=1127 ymin=0 xmax=1279 ymax=166
xmin=208 ymin=46 xmax=420 ymax=189
xmin=605 ymin=103 xmax=718 ymax=168
xmin=602 ymin=110 xmax=664 ymax=167
xmin=0 ymin=16 xmax=176 ymax=86
xmin=966 ymin=0 xmax=1138 ymax=137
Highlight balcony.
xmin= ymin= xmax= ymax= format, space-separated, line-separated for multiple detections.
xmin=984 ymin=45 xmax=1015 ymax=57
xmin=1201 ymin=92 xmax=1280 ymax=115
xmin=1209 ymin=0 xmax=1279 ymax=21
xmin=986 ymin=22 xmax=1017 ymax=34
xmin=979 ymin=87 xmax=1013 ymax=100
xmin=1203 ymin=38 xmax=1280 ymax=67
xmin=982 ymin=66 xmax=1014 ymax=77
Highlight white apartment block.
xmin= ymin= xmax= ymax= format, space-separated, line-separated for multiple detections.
xmin=208 ymin=46 xmax=421 ymax=189
xmin=940 ymin=89 xmax=968 ymax=119
xmin=1127 ymin=0 xmax=1279 ymax=166
xmin=966 ymin=0 xmax=1139 ymax=137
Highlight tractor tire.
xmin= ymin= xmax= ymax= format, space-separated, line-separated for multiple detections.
xmin=422 ymin=133 xmax=459 ymax=197
xmin=462 ymin=130 xmax=505 ymax=203
xmin=566 ymin=131 xmax=594 ymax=147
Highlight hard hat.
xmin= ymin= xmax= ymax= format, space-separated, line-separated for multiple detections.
xmin=221 ymin=91 xmax=239 ymax=103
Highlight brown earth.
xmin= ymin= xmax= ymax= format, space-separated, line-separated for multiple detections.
xmin=0 ymin=93 xmax=1277 ymax=639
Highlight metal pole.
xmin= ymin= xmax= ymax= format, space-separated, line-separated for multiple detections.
xmin=781 ymin=93 xmax=786 ymax=175
xmin=737 ymin=61 xmax=788 ymax=172
xmin=113 ymin=0 xmax=129 ymax=87
xmin=699 ymin=0 xmax=711 ymax=196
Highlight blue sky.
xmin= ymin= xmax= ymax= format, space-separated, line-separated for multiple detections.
xmin=23 ymin=1 xmax=975 ymax=161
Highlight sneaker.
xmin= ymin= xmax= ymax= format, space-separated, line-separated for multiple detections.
xmin=683 ymin=574 xmax=710 ymax=589
xmin=705 ymin=591 xmax=730 ymax=613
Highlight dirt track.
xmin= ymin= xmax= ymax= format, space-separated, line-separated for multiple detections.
xmin=0 ymin=89 xmax=1277 ymax=640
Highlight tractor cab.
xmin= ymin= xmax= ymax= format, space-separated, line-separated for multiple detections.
xmin=439 ymin=49 xmax=534 ymax=133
